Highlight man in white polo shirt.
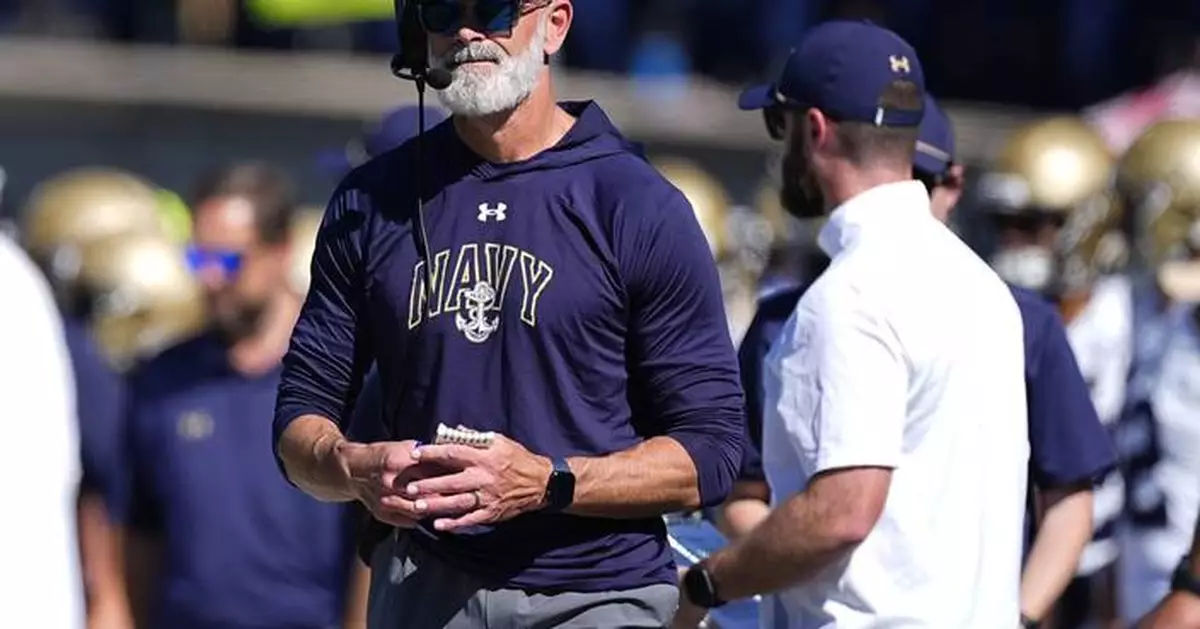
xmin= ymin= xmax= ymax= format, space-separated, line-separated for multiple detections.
xmin=678 ymin=21 xmax=1029 ymax=628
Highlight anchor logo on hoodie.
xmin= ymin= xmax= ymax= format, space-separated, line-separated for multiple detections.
xmin=407 ymin=242 xmax=554 ymax=342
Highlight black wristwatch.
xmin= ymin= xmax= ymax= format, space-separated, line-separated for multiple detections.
xmin=1171 ymin=555 xmax=1200 ymax=597
xmin=1019 ymin=613 xmax=1038 ymax=628
xmin=683 ymin=563 xmax=727 ymax=609
xmin=543 ymin=456 xmax=575 ymax=512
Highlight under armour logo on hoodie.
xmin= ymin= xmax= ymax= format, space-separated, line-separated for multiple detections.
xmin=477 ymin=202 xmax=508 ymax=223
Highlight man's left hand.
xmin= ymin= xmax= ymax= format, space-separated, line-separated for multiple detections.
xmin=405 ymin=435 xmax=552 ymax=531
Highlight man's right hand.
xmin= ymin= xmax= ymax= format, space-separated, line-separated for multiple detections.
xmin=334 ymin=440 xmax=449 ymax=529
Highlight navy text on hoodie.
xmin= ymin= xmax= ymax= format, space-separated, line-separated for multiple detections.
xmin=274 ymin=101 xmax=746 ymax=592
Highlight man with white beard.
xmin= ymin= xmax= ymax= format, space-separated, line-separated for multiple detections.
xmin=273 ymin=1 xmax=746 ymax=628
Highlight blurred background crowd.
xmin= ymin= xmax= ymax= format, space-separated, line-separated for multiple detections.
xmin=1 ymin=1 xmax=1198 ymax=629
xmin=4 ymin=0 xmax=1200 ymax=108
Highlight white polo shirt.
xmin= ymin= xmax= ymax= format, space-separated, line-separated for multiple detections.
xmin=0 ymin=234 xmax=83 ymax=628
xmin=760 ymin=181 xmax=1028 ymax=629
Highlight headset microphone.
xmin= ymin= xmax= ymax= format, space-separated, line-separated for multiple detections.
xmin=390 ymin=0 xmax=454 ymax=310
xmin=427 ymin=68 xmax=454 ymax=91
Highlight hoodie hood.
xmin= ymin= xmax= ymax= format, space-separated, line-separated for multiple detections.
xmin=438 ymin=101 xmax=640 ymax=181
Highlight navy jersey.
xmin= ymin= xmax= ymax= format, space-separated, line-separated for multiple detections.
xmin=738 ymin=284 xmax=1115 ymax=490
xmin=62 ymin=316 xmax=127 ymax=510
xmin=125 ymin=333 xmax=356 ymax=629
xmin=1010 ymin=286 xmax=1116 ymax=489
xmin=275 ymin=101 xmax=745 ymax=592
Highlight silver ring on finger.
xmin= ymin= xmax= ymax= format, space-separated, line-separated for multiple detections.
xmin=472 ymin=490 xmax=483 ymax=509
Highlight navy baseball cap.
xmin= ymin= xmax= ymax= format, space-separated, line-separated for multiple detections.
xmin=316 ymin=105 xmax=449 ymax=178
xmin=913 ymin=94 xmax=955 ymax=177
xmin=739 ymin=20 xmax=925 ymax=127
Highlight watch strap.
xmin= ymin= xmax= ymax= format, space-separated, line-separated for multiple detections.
xmin=1172 ymin=556 xmax=1200 ymax=597
xmin=684 ymin=564 xmax=727 ymax=609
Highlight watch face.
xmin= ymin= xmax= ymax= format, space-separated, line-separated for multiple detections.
xmin=547 ymin=460 xmax=575 ymax=511
xmin=552 ymin=471 xmax=575 ymax=508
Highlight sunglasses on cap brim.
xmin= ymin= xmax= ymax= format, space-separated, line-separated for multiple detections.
xmin=760 ymin=88 xmax=812 ymax=141
xmin=418 ymin=0 xmax=550 ymax=36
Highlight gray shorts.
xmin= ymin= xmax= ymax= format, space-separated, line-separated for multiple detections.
xmin=367 ymin=531 xmax=679 ymax=629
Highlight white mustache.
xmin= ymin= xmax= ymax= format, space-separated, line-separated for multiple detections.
xmin=444 ymin=43 xmax=506 ymax=67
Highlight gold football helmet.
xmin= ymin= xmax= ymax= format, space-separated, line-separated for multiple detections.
xmin=75 ymin=234 xmax=206 ymax=370
xmin=289 ymin=206 xmax=324 ymax=296
xmin=1116 ymin=119 xmax=1200 ymax=302
xmin=652 ymin=157 xmax=731 ymax=259
xmin=977 ymin=117 xmax=1120 ymax=296
xmin=21 ymin=168 xmax=168 ymax=259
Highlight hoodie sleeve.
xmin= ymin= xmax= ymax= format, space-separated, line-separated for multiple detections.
xmin=617 ymin=184 xmax=746 ymax=508
xmin=273 ymin=184 xmax=374 ymax=476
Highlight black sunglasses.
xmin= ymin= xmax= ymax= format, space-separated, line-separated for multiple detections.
xmin=418 ymin=0 xmax=548 ymax=36
xmin=762 ymin=106 xmax=787 ymax=141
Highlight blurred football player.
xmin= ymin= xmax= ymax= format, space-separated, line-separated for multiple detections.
xmin=1110 ymin=119 xmax=1200 ymax=625
xmin=20 ymin=168 xmax=170 ymax=316
xmin=72 ymin=235 xmax=208 ymax=371
xmin=118 ymin=162 xmax=365 ymax=629
xmin=1137 ymin=500 xmax=1200 ymax=627
xmin=704 ymin=94 xmax=1114 ymax=629
xmin=0 ymin=231 xmax=84 ymax=629
xmin=21 ymin=168 xmax=168 ymax=260
xmin=977 ymin=117 xmax=1129 ymax=629
xmin=66 ymin=234 xmax=203 ymax=629
xmin=286 ymin=205 xmax=324 ymax=296
xmin=19 ymin=168 xmax=193 ymax=629
xmin=63 ymin=314 xmax=134 ymax=629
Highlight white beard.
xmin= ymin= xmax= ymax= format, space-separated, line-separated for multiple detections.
xmin=430 ymin=16 xmax=548 ymax=118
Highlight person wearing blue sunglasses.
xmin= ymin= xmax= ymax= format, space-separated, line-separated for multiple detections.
xmin=274 ymin=1 xmax=746 ymax=628
xmin=118 ymin=162 xmax=368 ymax=629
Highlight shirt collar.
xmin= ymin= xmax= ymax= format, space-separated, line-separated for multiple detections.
xmin=817 ymin=180 xmax=933 ymax=257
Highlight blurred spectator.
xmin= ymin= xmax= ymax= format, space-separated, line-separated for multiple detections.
xmin=119 ymin=162 xmax=365 ymax=629
xmin=565 ymin=0 xmax=633 ymax=74
xmin=64 ymin=316 xmax=134 ymax=629
xmin=315 ymin=105 xmax=449 ymax=181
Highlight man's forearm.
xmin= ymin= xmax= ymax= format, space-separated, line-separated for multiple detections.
xmin=78 ymin=495 xmax=132 ymax=619
xmin=565 ymin=436 xmax=701 ymax=518
xmin=705 ymin=487 xmax=861 ymax=601
xmin=717 ymin=480 xmax=771 ymax=540
xmin=1020 ymin=485 xmax=1093 ymax=621
xmin=342 ymin=559 xmax=371 ymax=629
xmin=278 ymin=415 xmax=356 ymax=502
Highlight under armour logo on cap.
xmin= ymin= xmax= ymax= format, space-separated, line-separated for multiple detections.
xmin=889 ymin=55 xmax=911 ymax=73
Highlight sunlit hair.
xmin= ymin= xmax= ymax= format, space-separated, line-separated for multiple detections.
xmin=430 ymin=10 xmax=549 ymax=117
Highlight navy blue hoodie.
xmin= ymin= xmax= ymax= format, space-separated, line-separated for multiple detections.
xmin=274 ymin=101 xmax=745 ymax=592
